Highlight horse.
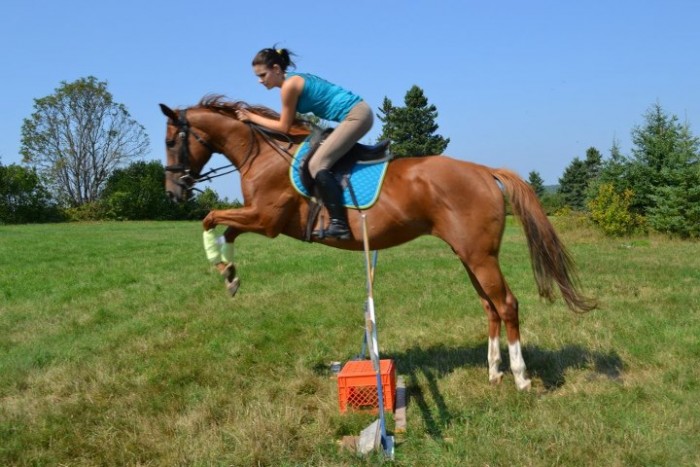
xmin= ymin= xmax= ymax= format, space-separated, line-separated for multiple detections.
xmin=159 ymin=96 xmax=595 ymax=391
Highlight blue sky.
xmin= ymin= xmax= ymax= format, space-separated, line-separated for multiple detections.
xmin=2 ymin=0 xmax=698 ymax=201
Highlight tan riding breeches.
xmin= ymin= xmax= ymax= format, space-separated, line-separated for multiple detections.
xmin=308 ymin=101 xmax=374 ymax=177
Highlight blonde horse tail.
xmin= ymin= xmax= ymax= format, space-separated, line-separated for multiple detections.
xmin=492 ymin=168 xmax=596 ymax=313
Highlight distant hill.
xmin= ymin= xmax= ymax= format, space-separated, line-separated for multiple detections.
xmin=544 ymin=184 xmax=559 ymax=193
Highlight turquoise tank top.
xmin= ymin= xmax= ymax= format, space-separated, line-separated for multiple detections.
xmin=287 ymin=72 xmax=362 ymax=122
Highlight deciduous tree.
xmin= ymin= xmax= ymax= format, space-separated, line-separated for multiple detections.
xmin=21 ymin=76 xmax=149 ymax=207
xmin=0 ymin=162 xmax=59 ymax=224
xmin=102 ymin=160 xmax=174 ymax=220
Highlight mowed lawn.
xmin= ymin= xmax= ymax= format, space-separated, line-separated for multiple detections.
xmin=1 ymin=220 xmax=699 ymax=466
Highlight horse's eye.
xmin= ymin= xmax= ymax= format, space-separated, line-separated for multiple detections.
xmin=166 ymin=139 xmax=176 ymax=148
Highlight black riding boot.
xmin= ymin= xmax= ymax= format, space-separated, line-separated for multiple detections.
xmin=313 ymin=169 xmax=352 ymax=240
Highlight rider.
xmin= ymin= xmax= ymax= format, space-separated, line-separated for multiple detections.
xmin=236 ymin=46 xmax=373 ymax=240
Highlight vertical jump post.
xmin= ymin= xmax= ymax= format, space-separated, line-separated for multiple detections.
xmin=360 ymin=213 xmax=394 ymax=459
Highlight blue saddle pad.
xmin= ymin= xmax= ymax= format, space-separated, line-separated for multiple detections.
xmin=289 ymin=139 xmax=389 ymax=210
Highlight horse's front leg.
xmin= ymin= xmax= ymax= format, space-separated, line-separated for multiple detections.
xmin=202 ymin=207 xmax=271 ymax=297
xmin=201 ymin=225 xmax=241 ymax=296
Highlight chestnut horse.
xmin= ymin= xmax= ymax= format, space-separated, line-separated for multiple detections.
xmin=160 ymin=96 xmax=594 ymax=391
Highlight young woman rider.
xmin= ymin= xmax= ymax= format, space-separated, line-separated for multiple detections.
xmin=236 ymin=47 xmax=373 ymax=240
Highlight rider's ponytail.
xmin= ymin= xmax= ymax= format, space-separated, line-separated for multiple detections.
xmin=252 ymin=46 xmax=297 ymax=71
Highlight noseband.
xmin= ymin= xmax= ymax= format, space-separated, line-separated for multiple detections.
xmin=164 ymin=109 xmax=216 ymax=194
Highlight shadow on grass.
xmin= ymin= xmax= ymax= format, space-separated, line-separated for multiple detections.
xmin=381 ymin=343 xmax=624 ymax=439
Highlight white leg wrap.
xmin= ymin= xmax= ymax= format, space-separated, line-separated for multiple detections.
xmin=220 ymin=237 xmax=234 ymax=264
xmin=488 ymin=337 xmax=504 ymax=383
xmin=203 ymin=229 xmax=221 ymax=264
xmin=508 ymin=341 xmax=531 ymax=390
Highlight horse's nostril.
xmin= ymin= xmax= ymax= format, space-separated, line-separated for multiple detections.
xmin=166 ymin=191 xmax=178 ymax=202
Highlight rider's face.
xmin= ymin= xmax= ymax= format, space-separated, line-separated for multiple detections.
xmin=253 ymin=64 xmax=283 ymax=89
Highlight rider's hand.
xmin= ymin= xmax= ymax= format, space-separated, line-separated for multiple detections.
xmin=236 ymin=109 xmax=250 ymax=122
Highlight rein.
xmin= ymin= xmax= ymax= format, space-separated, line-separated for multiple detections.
xmin=249 ymin=124 xmax=298 ymax=162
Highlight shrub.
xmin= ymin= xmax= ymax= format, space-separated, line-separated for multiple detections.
xmin=588 ymin=183 xmax=645 ymax=236
xmin=63 ymin=202 xmax=108 ymax=222
xmin=540 ymin=191 xmax=566 ymax=215
xmin=550 ymin=207 xmax=592 ymax=234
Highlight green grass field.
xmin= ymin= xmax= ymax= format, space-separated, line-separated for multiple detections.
xmin=1 ymin=220 xmax=699 ymax=466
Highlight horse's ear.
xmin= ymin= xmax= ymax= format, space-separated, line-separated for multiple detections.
xmin=159 ymin=103 xmax=178 ymax=122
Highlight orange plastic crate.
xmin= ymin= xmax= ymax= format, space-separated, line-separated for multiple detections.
xmin=337 ymin=359 xmax=396 ymax=413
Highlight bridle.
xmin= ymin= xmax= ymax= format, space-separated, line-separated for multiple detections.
xmin=164 ymin=107 xmax=304 ymax=198
xmin=164 ymin=109 xmax=219 ymax=196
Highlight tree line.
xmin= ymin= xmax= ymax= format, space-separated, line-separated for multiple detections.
xmin=2 ymin=77 xmax=698 ymax=238
xmin=527 ymin=103 xmax=699 ymax=238
xmin=0 ymin=159 xmax=238 ymax=223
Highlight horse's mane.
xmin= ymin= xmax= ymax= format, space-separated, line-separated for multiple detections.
xmin=196 ymin=94 xmax=310 ymax=135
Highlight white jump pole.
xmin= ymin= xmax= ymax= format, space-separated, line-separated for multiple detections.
xmin=358 ymin=249 xmax=378 ymax=360
xmin=360 ymin=213 xmax=394 ymax=458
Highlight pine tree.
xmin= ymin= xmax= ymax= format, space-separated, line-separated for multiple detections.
xmin=648 ymin=164 xmax=700 ymax=238
xmin=558 ymin=157 xmax=588 ymax=210
xmin=527 ymin=171 xmax=545 ymax=198
xmin=558 ymin=147 xmax=603 ymax=211
xmin=645 ymin=118 xmax=700 ymax=237
xmin=378 ymin=85 xmax=449 ymax=157
xmin=584 ymin=147 xmax=603 ymax=180
xmin=626 ymin=103 xmax=699 ymax=214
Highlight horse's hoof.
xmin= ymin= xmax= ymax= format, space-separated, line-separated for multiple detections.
xmin=516 ymin=379 xmax=532 ymax=391
xmin=225 ymin=277 xmax=240 ymax=297
xmin=489 ymin=372 xmax=504 ymax=385
xmin=220 ymin=262 xmax=236 ymax=282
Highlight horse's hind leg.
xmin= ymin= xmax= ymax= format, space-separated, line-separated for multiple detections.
xmin=465 ymin=259 xmax=531 ymax=391
xmin=477 ymin=295 xmax=504 ymax=385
